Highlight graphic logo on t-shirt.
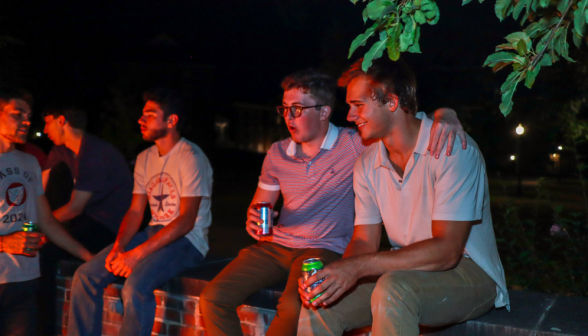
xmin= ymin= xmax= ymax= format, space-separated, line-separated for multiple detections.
xmin=6 ymin=183 xmax=26 ymax=206
xmin=146 ymin=173 xmax=179 ymax=222
xmin=0 ymin=167 xmax=33 ymax=213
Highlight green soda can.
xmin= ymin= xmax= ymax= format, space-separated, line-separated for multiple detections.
xmin=302 ymin=258 xmax=325 ymax=303
xmin=22 ymin=222 xmax=39 ymax=232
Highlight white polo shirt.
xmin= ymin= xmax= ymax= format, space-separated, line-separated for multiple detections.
xmin=353 ymin=112 xmax=509 ymax=309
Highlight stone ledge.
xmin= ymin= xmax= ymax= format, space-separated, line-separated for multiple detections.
xmin=56 ymin=259 xmax=588 ymax=336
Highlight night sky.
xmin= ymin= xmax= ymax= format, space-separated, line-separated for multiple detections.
xmin=2 ymin=0 xmax=584 ymax=175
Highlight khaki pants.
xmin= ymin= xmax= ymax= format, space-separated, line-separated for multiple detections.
xmin=297 ymin=257 xmax=496 ymax=336
xmin=200 ymin=241 xmax=341 ymax=336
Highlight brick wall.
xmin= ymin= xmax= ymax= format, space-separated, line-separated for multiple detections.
xmin=56 ymin=275 xmax=280 ymax=336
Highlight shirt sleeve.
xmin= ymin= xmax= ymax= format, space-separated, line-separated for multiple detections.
xmin=258 ymin=147 xmax=280 ymax=191
xmin=179 ymin=152 xmax=212 ymax=197
xmin=353 ymin=156 xmax=382 ymax=225
xmin=432 ymin=143 xmax=486 ymax=221
xmin=133 ymin=152 xmax=147 ymax=194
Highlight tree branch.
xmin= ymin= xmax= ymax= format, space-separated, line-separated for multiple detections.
xmin=531 ymin=0 xmax=575 ymax=68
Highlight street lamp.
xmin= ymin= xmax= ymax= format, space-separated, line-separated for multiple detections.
xmin=558 ymin=145 xmax=563 ymax=150
xmin=515 ymin=124 xmax=525 ymax=196
xmin=510 ymin=155 xmax=516 ymax=161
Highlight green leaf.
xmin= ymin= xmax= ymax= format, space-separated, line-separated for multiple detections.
xmin=463 ymin=0 xmax=474 ymax=4
xmin=557 ymin=0 xmax=570 ymax=13
xmin=513 ymin=0 xmax=529 ymax=20
xmin=496 ymin=43 xmax=516 ymax=51
xmin=574 ymin=0 xmax=588 ymax=39
xmin=495 ymin=0 xmax=514 ymax=20
xmin=558 ymin=26 xmax=575 ymax=62
xmin=553 ymin=26 xmax=565 ymax=55
xmin=349 ymin=25 xmax=377 ymax=58
xmin=400 ymin=21 xmax=416 ymax=51
xmin=573 ymin=28 xmax=583 ymax=47
xmin=539 ymin=0 xmax=549 ymax=7
xmin=506 ymin=31 xmax=531 ymax=46
xmin=516 ymin=40 xmax=528 ymax=55
xmin=525 ymin=22 xmax=546 ymax=38
xmin=408 ymin=26 xmax=422 ymax=53
xmin=431 ymin=2 xmax=441 ymax=24
xmin=531 ymin=0 xmax=539 ymax=11
xmin=362 ymin=38 xmax=388 ymax=71
xmin=386 ymin=23 xmax=403 ymax=61
xmin=501 ymin=70 xmax=522 ymax=93
xmin=414 ymin=10 xmax=427 ymax=24
xmin=525 ymin=64 xmax=541 ymax=88
xmin=484 ymin=51 xmax=519 ymax=67
xmin=538 ymin=53 xmax=552 ymax=66
xmin=520 ymin=11 xmax=530 ymax=25
xmin=363 ymin=8 xmax=369 ymax=23
xmin=499 ymin=71 xmax=522 ymax=116
xmin=536 ymin=29 xmax=552 ymax=53
xmin=350 ymin=0 xmax=359 ymax=4
xmin=367 ymin=0 xmax=394 ymax=20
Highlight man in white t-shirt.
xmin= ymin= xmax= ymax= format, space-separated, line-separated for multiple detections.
xmin=0 ymin=88 xmax=92 ymax=336
xmin=68 ymin=88 xmax=213 ymax=336
xmin=297 ymin=59 xmax=509 ymax=336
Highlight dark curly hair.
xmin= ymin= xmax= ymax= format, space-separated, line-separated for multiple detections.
xmin=143 ymin=88 xmax=187 ymax=131
xmin=42 ymin=100 xmax=87 ymax=130
xmin=281 ymin=69 xmax=336 ymax=108
xmin=338 ymin=58 xmax=417 ymax=115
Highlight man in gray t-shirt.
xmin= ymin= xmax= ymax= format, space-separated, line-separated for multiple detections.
xmin=0 ymin=89 xmax=91 ymax=336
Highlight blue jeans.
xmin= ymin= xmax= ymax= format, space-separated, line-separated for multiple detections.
xmin=67 ymin=225 xmax=203 ymax=336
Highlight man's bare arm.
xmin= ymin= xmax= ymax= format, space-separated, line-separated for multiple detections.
xmin=342 ymin=224 xmax=382 ymax=258
xmin=36 ymin=195 xmax=93 ymax=261
xmin=53 ymin=190 xmax=93 ymax=222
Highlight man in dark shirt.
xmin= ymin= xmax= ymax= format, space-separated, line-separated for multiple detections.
xmin=38 ymin=102 xmax=133 ymax=336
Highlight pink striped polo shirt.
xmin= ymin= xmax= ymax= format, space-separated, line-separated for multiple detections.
xmin=258 ymin=123 xmax=366 ymax=254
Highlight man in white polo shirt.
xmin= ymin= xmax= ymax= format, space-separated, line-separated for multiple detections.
xmin=297 ymin=59 xmax=509 ymax=336
xmin=200 ymin=69 xmax=467 ymax=336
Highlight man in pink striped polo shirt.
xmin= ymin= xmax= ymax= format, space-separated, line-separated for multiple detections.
xmin=200 ymin=69 xmax=466 ymax=336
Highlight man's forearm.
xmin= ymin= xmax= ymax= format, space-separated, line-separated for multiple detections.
xmin=41 ymin=218 xmax=92 ymax=261
xmin=53 ymin=203 xmax=81 ymax=222
xmin=353 ymin=237 xmax=464 ymax=279
xmin=133 ymin=216 xmax=194 ymax=258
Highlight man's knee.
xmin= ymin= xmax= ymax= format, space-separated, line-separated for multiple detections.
xmin=371 ymin=271 xmax=417 ymax=307
xmin=200 ymin=279 xmax=235 ymax=309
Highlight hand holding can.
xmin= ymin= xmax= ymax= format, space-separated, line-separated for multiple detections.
xmin=302 ymin=258 xmax=325 ymax=303
xmin=255 ymin=202 xmax=273 ymax=236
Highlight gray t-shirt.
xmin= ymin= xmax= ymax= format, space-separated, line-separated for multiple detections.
xmin=0 ymin=150 xmax=44 ymax=284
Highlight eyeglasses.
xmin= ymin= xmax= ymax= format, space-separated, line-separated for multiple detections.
xmin=276 ymin=105 xmax=325 ymax=118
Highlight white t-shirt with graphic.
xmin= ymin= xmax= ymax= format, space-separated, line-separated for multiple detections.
xmin=0 ymin=150 xmax=44 ymax=284
xmin=133 ymin=138 xmax=213 ymax=256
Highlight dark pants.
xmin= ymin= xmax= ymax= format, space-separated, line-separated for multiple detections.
xmin=38 ymin=162 xmax=117 ymax=336
xmin=0 ymin=279 xmax=39 ymax=336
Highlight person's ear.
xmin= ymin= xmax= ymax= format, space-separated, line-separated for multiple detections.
xmin=167 ymin=114 xmax=179 ymax=128
xmin=319 ymin=106 xmax=331 ymax=121
xmin=57 ymin=115 xmax=67 ymax=126
xmin=387 ymin=95 xmax=400 ymax=112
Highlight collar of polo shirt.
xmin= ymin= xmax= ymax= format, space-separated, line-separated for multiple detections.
xmin=286 ymin=122 xmax=339 ymax=157
xmin=374 ymin=111 xmax=431 ymax=170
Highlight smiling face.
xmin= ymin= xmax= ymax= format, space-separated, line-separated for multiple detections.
xmin=346 ymin=76 xmax=397 ymax=141
xmin=281 ymin=88 xmax=326 ymax=144
xmin=0 ymin=99 xmax=32 ymax=145
xmin=138 ymin=100 xmax=170 ymax=142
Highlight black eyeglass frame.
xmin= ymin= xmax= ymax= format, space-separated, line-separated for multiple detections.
xmin=276 ymin=105 xmax=326 ymax=118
